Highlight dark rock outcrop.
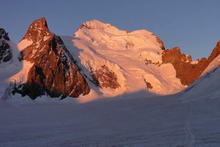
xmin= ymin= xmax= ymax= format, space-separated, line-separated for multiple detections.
xmin=91 ymin=65 xmax=120 ymax=89
xmin=14 ymin=18 xmax=90 ymax=99
xmin=0 ymin=28 xmax=12 ymax=63
xmin=144 ymin=79 xmax=153 ymax=89
xmin=0 ymin=28 xmax=10 ymax=41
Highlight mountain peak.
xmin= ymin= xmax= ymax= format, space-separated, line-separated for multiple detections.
xmin=23 ymin=17 xmax=51 ymax=41
xmin=30 ymin=17 xmax=48 ymax=30
xmin=78 ymin=19 xmax=112 ymax=30
xmin=15 ymin=18 xmax=90 ymax=99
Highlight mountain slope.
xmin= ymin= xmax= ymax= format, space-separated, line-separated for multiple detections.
xmin=179 ymin=66 xmax=220 ymax=102
xmin=62 ymin=20 xmax=220 ymax=99
xmin=62 ymin=20 xmax=185 ymax=98
xmin=0 ymin=28 xmax=22 ymax=100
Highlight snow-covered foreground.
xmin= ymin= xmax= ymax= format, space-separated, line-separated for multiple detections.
xmin=1 ymin=84 xmax=220 ymax=147
xmin=1 ymin=53 xmax=220 ymax=147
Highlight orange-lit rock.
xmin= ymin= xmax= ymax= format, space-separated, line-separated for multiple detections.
xmin=13 ymin=18 xmax=90 ymax=99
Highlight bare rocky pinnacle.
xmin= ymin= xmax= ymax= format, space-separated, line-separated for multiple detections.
xmin=13 ymin=18 xmax=90 ymax=99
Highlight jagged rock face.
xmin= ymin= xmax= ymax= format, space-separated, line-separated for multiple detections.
xmin=0 ymin=28 xmax=12 ymax=63
xmin=15 ymin=18 xmax=90 ymax=99
xmin=162 ymin=47 xmax=207 ymax=85
xmin=162 ymin=42 xmax=220 ymax=86
xmin=208 ymin=41 xmax=220 ymax=61
xmin=91 ymin=65 xmax=120 ymax=89
xmin=0 ymin=28 xmax=10 ymax=40
xmin=144 ymin=79 xmax=153 ymax=89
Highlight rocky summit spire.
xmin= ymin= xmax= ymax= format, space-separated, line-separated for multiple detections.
xmin=23 ymin=17 xmax=51 ymax=42
xmin=14 ymin=18 xmax=90 ymax=99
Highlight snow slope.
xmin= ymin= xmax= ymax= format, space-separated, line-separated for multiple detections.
xmin=202 ymin=55 xmax=220 ymax=76
xmin=1 ymin=67 xmax=220 ymax=146
xmin=180 ymin=66 xmax=220 ymax=102
xmin=0 ymin=37 xmax=34 ymax=85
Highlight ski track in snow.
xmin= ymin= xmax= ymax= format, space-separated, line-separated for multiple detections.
xmin=184 ymin=101 xmax=195 ymax=147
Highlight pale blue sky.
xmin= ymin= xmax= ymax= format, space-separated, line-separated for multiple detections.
xmin=1 ymin=0 xmax=220 ymax=59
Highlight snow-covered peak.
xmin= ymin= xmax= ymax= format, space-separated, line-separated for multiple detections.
xmin=77 ymin=19 xmax=128 ymax=37
xmin=60 ymin=21 xmax=183 ymax=99
xmin=75 ymin=20 xmax=165 ymax=51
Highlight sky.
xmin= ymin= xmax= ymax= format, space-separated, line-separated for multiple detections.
xmin=1 ymin=0 xmax=220 ymax=59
